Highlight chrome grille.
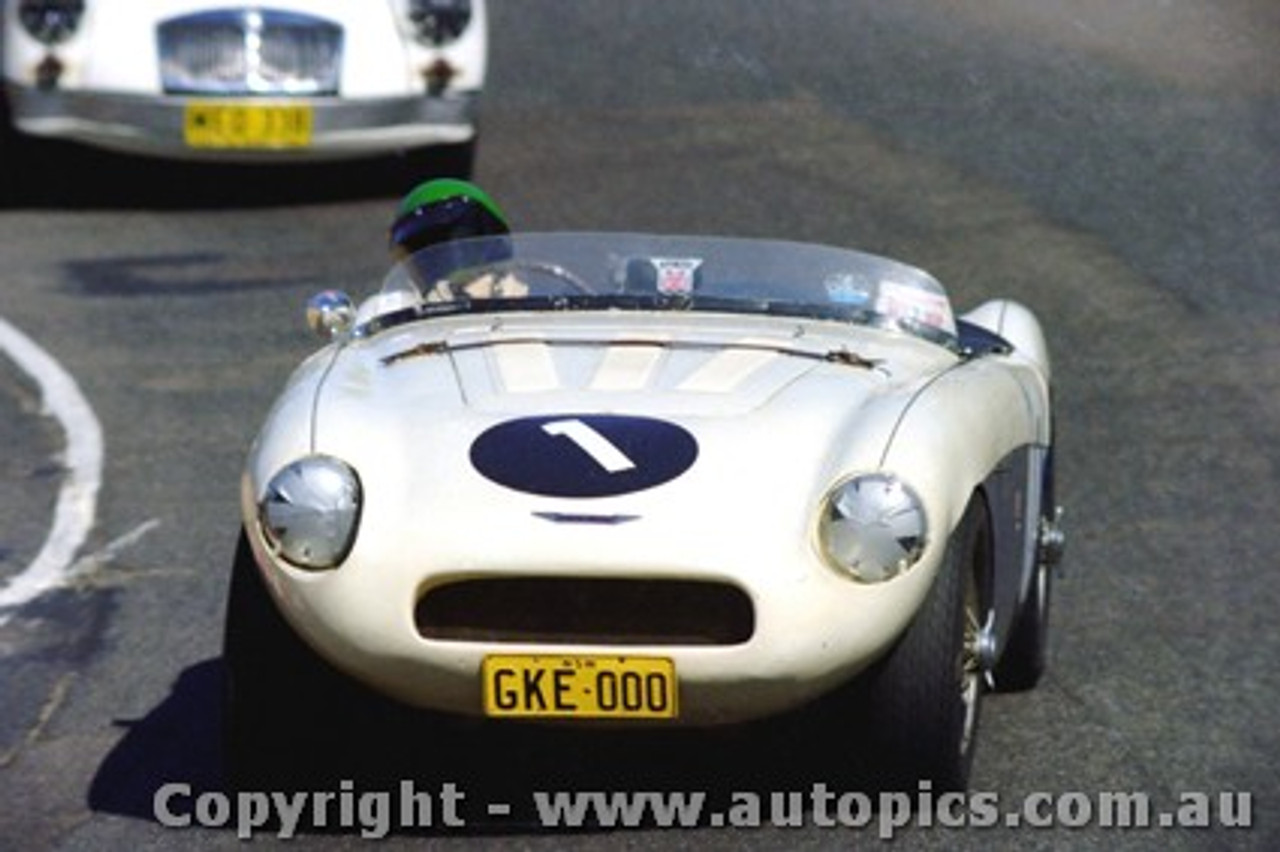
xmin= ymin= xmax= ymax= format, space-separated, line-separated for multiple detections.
xmin=158 ymin=9 xmax=343 ymax=95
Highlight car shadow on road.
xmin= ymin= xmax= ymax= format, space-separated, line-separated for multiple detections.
xmin=87 ymin=659 xmax=226 ymax=821
xmin=1 ymin=135 xmax=475 ymax=211
xmin=88 ymin=657 xmax=883 ymax=837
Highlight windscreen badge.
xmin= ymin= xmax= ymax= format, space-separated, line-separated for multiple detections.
xmin=653 ymin=258 xmax=703 ymax=296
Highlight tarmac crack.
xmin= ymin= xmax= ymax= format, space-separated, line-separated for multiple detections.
xmin=0 ymin=672 xmax=76 ymax=768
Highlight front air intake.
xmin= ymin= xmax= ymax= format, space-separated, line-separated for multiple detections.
xmin=416 ymin=577 xmax=755 ymax=646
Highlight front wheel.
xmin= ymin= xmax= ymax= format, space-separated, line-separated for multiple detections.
xmin=400 ymin=137 xmax=477 ymax=182
xmin=991 ymin=553 xmax=1051 ymax=691
xmin=222 ymin=530 xmax=462 ymax=793
xmin=222 ymin=531 xmax=370 ymax=790
xmin=0 ymin=108 xmax=30 ymax=206
xmin=856 ymin=495 xmax=991 ymax=791
xmin=993 ymin=452 xmax=1062 ymax=692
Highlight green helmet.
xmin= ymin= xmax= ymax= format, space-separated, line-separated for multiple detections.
xmin=388 ymin=178 xmax=510 ymax=259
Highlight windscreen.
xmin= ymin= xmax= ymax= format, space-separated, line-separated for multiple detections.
xmin=356 ymin=233 xmax=957 ymax=348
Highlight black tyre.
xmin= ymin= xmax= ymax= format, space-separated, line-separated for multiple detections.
xmin=400 ymin=137 xmax=478 ymax=182
xmin=0 ymin=105 xmax=30 ymax=206
xmin=992 ymin=555 xmax=1051 ymax=692
xmin=993 ymin=448 xmax=1058 ymax=692
xmin=222 ymin=530 xmax=366 ymax=790
xmin=859 ymin=494 xmax=991 ymax=792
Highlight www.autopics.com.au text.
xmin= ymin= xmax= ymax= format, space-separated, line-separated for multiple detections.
xmin=153 ymin=780 xmax=1253 ymax=840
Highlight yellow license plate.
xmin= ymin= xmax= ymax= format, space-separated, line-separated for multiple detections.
xmin=183 ymin=102 xmax=313 ymax=149
xmin=482 ymin=654 xmax=678 ymax=719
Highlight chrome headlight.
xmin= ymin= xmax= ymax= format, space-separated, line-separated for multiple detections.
xmin=818 ymin=474 xmax=927 ymax=583
xmin=259 ymin=456 xmax=362 ymax=570
xmin=19 ymin=0 xmax=85 ymax=45
xmin=407 ymin=0 xmax=472 ymax=45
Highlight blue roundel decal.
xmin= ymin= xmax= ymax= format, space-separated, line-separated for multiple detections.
xmin=470 ymin=414 xmax=699 ymax=498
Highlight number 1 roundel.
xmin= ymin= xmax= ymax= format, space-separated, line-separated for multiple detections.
xmin=469 ymin=414 xmax=699 ymax=497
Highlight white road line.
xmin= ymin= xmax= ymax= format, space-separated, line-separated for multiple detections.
xmin=0 ymin=317 xmax=103 ymax=625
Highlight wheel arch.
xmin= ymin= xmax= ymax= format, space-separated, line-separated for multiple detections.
xmin=974 ymin=443 xmax=1053 ymax=662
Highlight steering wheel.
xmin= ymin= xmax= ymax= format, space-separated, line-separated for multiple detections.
xmin=491 ymin=260 xmax=594 ymax=296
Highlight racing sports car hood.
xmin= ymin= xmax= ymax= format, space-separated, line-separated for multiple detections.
xmin=284 ymin=235 xmax=955 ymax=529
xmin=297 ymin=314 xmax=954 ymax=575
xmin=249 ymin=234 xmax=963 ymax=579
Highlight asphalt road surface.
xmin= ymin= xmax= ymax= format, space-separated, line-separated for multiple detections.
xmin=1 ymin=1 xmax=1278 ymax=849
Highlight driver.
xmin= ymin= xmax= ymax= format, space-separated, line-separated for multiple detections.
xmin=388 ymin=178 xmax=526 ymax=301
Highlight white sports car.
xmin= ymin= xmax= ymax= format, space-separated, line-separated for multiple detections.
xmin=226 ymin=232 xmax=1065 ymax=792
xmin=1 ymin=0 xmax=485 ymax=169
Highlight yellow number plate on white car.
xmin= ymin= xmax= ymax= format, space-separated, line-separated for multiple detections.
xmin=183 ymin=102 xmax=313 ymax=149
xmin=482 ymin=654 xmax=678 ymax=719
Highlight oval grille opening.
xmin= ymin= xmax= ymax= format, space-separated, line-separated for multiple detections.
xmin=416 ymin=578 xmax=754 ymax=646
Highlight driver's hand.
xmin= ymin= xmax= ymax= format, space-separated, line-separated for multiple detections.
xmin=461 ymin=272 xmax=529 ymax=299
xmin=423 ymin=279 xmax=456 ymax=303
xmin=424 ymin=271 xmax=529 ymax=302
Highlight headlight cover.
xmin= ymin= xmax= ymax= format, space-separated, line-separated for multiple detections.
xmin=407 ymin=0 xmax=472 ymax=45
xmin=259 ymin=456 xmax=362 ymax=570
xmin=19 ymin=0 xmax=86 ymax=45
xmin=818 ymin=474 xmax=927 ymax=583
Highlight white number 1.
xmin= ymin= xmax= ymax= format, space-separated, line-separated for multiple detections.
xmin=542 ymin=419 xmax=637 ymax=473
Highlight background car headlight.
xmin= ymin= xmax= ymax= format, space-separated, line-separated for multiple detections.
xmin=407 ymin=0 xmax=472 ymax=45
xmin=19 ymin=0 xmax=86 ymax=45
xmin=258 ymin=456 xmax=362 ymax=570
xmin=818 ymin=474 xmax=927 ymax=583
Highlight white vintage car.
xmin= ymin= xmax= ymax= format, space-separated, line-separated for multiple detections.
xmin=226 ymin=233 xmax=1065 ymax=792
xmin=1 ymin=0 xmax=485 ymax=169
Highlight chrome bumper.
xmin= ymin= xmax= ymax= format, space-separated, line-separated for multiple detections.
xmin=5 ymin=83 xmax=478 ymax=161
